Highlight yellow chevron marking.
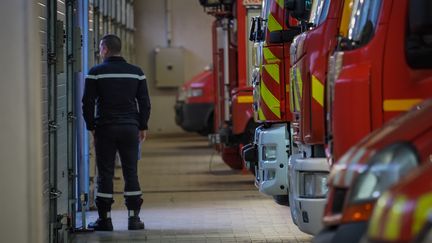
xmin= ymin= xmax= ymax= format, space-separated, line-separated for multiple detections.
xmin=413 ymin=193 xmax=432 ymax=236
xmin=267 ymin=13 xmax=283 ymax=33
xmin=291 ymin=66 xmax=303 ymax=112
xmin=368 ymin=193 xmax=390 ymax=238
xmin=258 ymin=108 xmax=266 ymax=120
xmin=383 ymin=99 xmax=423 ymax=111
xmin=237 ymin=95 xmax=253 ymax=103
xmin=312 ymin=75 xmax=324 ymax=107
xmin=264 ymin=64 xmax=280 ymax=84
xmin=383 ymin=196 xmax=406 ymax=241
xmin=261 ymin=81 xmax=281 ymax=118
xmin=263 ymin=48 xmax=279 ymax=63
xmin=289 ymin=68 xmax=295 ymax=112
xmin=276 ymin=0 xmax=284 ymax=8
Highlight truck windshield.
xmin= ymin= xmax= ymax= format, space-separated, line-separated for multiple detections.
xmin=346 ymin=0 xmax=381 ymax=48
xmin=309 ymin=0 xmax=331 ymax=26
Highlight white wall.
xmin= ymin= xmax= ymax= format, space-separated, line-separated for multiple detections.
xmin=134 ymin=0 xmax=214 ymax=134
xmin=0 ymin=1 xmax=44 ymax=242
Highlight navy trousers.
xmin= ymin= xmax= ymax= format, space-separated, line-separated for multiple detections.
xmin=94 ymin=124 xmax=143 ymax=212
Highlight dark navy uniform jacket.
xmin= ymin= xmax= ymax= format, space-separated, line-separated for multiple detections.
xmin=82 ymin=56 xmax=151 ymax=131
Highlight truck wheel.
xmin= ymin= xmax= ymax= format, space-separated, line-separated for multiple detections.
xmin=273 ymin=195 xmax=289 ymax=206
xmin=198 ymin=112 xmax=214 ymax=136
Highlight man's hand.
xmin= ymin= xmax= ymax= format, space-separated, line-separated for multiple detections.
xmin=139 ymin=130 xmax=147 ymax=142
xmin=90 ymin=130 xmax=96 ymax=145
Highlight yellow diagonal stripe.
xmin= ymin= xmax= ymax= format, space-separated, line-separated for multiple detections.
xmin=264 ymin=64 xmax=280 ymax=84
xmin=413 ymin=193 xmax=432 ymax=236
xmin=261 ymin=81 xmax=281 ymax=118
xmin=312 ymin=75 xmax=324 ymax=107
xmin=383 ymin=196 xmax=406 ymax=241
xmin=368 ymin=193 xmax=390 ymax=238
xmin=276 ymin=0 xmax=284 ymax=8
xmin=289 ymin=69 xmax=295 ymax=112
xmin=258 ymin=108 xmax=266 ymax=120
xmin=263 ymin=48 xmax=279 ymax=63
xmin=267 ymin=13 xmax=283 ymax=33
xmin=383 ymin=99 xmax=423 ymax=111
xmin=237 ymin=95 xmax=253 ymax=103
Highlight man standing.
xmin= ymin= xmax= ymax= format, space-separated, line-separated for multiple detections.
xmin=82 ymin=34 xmax=151 ymax=231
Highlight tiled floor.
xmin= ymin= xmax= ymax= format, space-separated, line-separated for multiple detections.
xmin=71 ymin=133 xmax=312 ymax=243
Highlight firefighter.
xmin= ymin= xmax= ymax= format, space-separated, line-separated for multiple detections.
xmin=82 ymin=34 xmax=151 ymax=231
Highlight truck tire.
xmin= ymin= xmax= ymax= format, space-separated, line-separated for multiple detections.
xmin=273 ymin=195 xmax=289 ymax=206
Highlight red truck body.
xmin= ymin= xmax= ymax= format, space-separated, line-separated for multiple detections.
xmin=316 ymin=0 xmax=432 ymax=241
xmin=317 ymin=99 xmax=432 ymax=242
xmin=175 ymin=69 xmax=215 ymax=135
xmin=202 ymin=0 xmax=260 ymax=169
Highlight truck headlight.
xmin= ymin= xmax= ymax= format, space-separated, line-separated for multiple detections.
xmin=187 ymin=88 xmax=203 ymax=97
xmin=299 ymin=172 xmax=329 ymax=198
xmin=262 ymin=145 xmax=277 ymax=161
xmin=350 ymin=143 xmax=418 ymax=203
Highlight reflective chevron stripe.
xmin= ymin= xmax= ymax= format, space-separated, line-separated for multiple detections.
xmin=413 ymin=193 xmax=432 ymax=236
xmin=267 ymin=13 xmax=283 ymax=32
xmin=263 ymin=48 xmax=279 ymax=63
xmin=260 ymin=81 xmax=281 ymax=118
xmin=264 ymin=64 xmax=280 ymax=84
xmin=312 ymin=75 xmax=324 ymax=107
xmin=383 ymin=196 xmax=407 ymax=240
xmin=368 ymin=192 xmax=391 ymax=239
xmin=276 ymin=0 xmax=284 ymax=8
xmin=258 ymin=108 xmax=266 ymax=120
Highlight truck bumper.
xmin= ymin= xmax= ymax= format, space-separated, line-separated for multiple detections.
xmin=288 ymin=154 xmax=329 ymax=235
xmin=313 ymin=222 xmax=368 ymax=243
xmin=174 ymin=101 xmax=213 ymax=133
xmin=249 ymin=124 xmax=289 ymax=196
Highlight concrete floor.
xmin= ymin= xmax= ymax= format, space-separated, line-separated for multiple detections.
xmin=71 ymin=133 xmax=312 ymax=243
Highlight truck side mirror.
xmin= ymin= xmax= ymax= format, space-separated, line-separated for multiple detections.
xmin=249 ymin=17 xmax=257 ymax=41
xmin=256 ymin=17 xmax=264 ymax=41
xmin=409 ymin=0 xmax=432 ymax=35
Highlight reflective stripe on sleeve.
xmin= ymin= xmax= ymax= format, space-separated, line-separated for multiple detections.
xmin=86 ymin=73 xmax=146 ymax=80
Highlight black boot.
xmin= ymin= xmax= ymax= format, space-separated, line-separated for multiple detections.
xmin=88 ymin=211 xmax=113 ymax=231
xmin=128 ymin=210 xmax=145 ymax=230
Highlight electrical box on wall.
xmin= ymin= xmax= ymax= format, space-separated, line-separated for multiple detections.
xmin=155 ymin=47 xmax=185 ymax=87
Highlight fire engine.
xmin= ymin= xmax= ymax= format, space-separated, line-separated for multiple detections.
xmin=242 ymin=0 xmax=310 ymax=205
xmin=200 ymin=0 xmax=261 ymax=169
xmin=315 ymin=0 xmax=432 ymax=241
xmin=287 ymin=0 xmax=351 ymax=234
xmin=175 ymin=69 xmax=215 ymax=136
xmin=366 ymin=111 xmax=432 ymax=242
xmin=316 ymin=99 xmax=432 ymax=242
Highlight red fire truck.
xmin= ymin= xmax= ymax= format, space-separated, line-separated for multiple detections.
xmin=287 ymin=0 xmax=353 ymax=234
xmin=315 ymin=98 xmax=432 ymax=242
xmin=365 ymin=103 xmax=432 ymax=241
xmin=315 ymin=0 xmax=432 ymax=241
xmin=200 ymin=0 xmax=261 ymax=170
xmin=242 ymin=0 xmax=310 ymax=205
xmin=175 ymin=69 xmax=215 ymax=136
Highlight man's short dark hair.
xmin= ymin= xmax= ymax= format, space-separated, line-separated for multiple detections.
xmin=101 ymin=34 xmax=122 ymax=55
